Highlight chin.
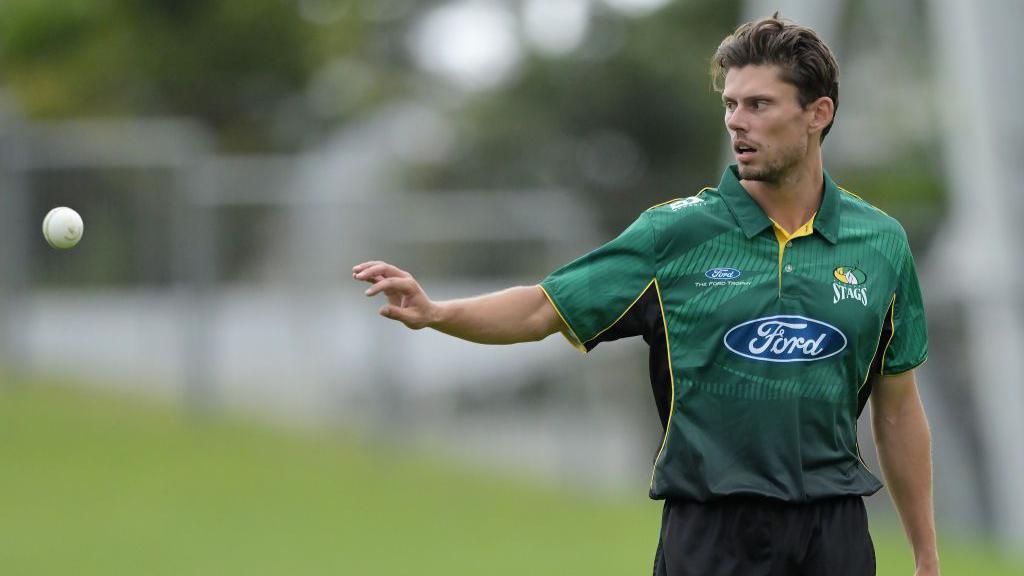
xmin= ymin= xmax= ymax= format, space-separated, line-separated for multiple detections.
xmin=737 ymin=156 xmax=795 ymax=184
xmin=737 ymin=164 xmax=772 ymax=182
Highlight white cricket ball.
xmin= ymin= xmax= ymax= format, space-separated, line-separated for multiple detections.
xmin=42 ymin=206 xmax=84 ymax=249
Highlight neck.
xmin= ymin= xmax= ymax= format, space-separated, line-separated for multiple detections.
xmin=741 ymin=153 xmax=824 ymax=234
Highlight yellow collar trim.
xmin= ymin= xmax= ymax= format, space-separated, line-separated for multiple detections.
xmin=770 ymin=213 xmax=816 ymax=244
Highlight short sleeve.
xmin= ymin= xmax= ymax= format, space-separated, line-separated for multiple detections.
xmin=539 ymin=212 xmax=656 ymax=353
xmin=881 ymin=243 xmax=928 ymax=374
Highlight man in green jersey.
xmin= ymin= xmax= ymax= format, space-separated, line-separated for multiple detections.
xmin=353 ymin=14 xmax=938 ymax=576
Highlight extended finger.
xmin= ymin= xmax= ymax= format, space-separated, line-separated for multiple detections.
xmin=365 ymin=276 xmax=413 ymax=297
xmin=352 ymin=260 xmax=386 ymax=274
xmin=353 ymin=263 xmax=410 ymax=282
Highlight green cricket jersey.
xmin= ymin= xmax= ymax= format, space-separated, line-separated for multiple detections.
xmin=539 ymin=165 xmax=928 ymax=502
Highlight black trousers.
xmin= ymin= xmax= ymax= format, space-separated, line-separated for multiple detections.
xmin=653 ymin=496 xmax=875 ymax=576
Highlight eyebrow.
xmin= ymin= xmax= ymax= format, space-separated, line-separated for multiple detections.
xmin=721 ymin=94 xmax=776 ymax=103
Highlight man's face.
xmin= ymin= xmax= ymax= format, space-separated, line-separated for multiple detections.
xmin=722 ymin=65 xmax=814 ymax=184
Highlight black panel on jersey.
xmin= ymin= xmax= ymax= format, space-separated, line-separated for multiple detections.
xmin=583 ymin=283 xmax=672 ymax=430
xmin=859 ymin=296 xmax=896 ymax=417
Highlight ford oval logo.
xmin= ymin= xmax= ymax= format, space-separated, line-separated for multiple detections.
xmin=724 ymin=315 xmax=847 ymax=363
xmin=705 ymin=267 xmax=742 ymax=280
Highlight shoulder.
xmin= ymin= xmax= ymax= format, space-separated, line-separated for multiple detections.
xmin=646 ymin=186 xmax=729 ymax=224
xmin=835 ymin=185 xmax=916 ymax=272
xmin=640 ymin=187 xmax=733 ymax=254
xmin=835 ymin=185 xmax=909 ymax=240
xmin=643 ymin=187 xmax=729 ymax=229
xmin=644 ymin=187 xmax=719 ymax=213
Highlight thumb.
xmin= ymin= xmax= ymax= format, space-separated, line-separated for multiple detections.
xmin=379 ymin=304 xmax=411 ymax=323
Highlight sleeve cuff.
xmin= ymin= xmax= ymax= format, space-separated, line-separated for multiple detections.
xmin=880 ymin=353 xmax=928 ymax=376
xmin=537 ymin=283 xmax=588 ymax=354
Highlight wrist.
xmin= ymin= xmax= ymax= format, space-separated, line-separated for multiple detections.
xmin=915 ymin=554 xmax=940 ymax=572
xmin=426 ymin=300 xmax=447 ymax=328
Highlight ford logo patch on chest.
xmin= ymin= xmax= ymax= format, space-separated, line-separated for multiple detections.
xmin=705 ymin=267 xmax=742 ymax=280
xmin=724 ymin=315 xmax=847 ymax=362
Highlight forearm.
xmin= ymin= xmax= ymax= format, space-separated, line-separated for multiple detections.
xmin=429 ymin=285 xmax=558 ymax=345
xmin=872 ymin=386 xmax=939 ymax=572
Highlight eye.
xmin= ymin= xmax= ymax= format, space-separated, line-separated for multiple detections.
xmin=724 ymin=101 xmax=736 ymax=112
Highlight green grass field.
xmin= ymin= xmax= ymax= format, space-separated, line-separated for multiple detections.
xmin=1 ymin=377 xmax=1020 ymax=575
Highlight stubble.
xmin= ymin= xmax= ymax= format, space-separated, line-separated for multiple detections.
xmin=737 ymin=138 xmax=808 ymax=185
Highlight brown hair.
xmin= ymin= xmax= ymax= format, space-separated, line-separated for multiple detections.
xmin=711 ymin=13 xmax=840 ymax=141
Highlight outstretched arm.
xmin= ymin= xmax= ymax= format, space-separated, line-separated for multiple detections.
xmin=352 ymin=260 xmax=566 ymax=345
xmin=869 ymin=369 xmax=940 ymax=576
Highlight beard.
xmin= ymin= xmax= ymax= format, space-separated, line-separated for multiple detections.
xmin=737 ymin=139 xmax=807 ymax=184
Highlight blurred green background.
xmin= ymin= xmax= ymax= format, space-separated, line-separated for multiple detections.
xmin=0 ymin=0 xmax=944 ymax=233
xmin=3 ymin=378 xmax=1022 ymax=575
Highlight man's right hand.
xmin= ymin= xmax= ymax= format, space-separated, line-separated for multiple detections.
xmin=352 ymin=261 xmax=438 ymax=330
xmin=351 ymin=260 xmax=568 ymax=346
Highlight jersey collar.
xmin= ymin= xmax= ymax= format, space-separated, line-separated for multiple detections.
xmin=717 ymin=164 xmax=840 ymax=244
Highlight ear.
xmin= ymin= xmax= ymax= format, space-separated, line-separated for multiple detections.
xmin=807 ymin=96 xmax=835 ymax=136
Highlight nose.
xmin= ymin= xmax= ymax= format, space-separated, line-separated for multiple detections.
xmin=726 ymin=106 xmax=748 ymax=134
